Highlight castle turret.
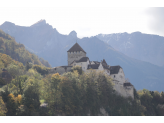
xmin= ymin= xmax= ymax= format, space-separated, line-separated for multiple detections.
xmin=67 ymin=43 xmax=86 ymax=65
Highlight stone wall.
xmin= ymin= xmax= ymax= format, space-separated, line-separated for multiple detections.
xmin=110 ymin=68 xmax=125 ymax=84
xmin=48 ymin=66 xmax=72 ymax=75
xmin=113 ymin=81 xmax=134 ymax=99
xmin=67 ymin=51 xmax=86 ymax=65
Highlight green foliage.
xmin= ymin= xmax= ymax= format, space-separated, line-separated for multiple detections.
xmin=43 ymin=70 xmax=145 ymax=116
xmin=23 ymin=85 xmax=40 ymax=115
xmin=71 ymin=65 xmax=83 ymax=75
xmin=0 ymin=53 xmax=24 ymax=69
xmin=25 ymin=62 xmax=33 ymax=71
xmin=0 ymin=96 xmax=7 ymax=116
xmin=7 ymin=64 xmax=24 ymax=78
xmin=32 ymin=64 xmax=50 ymax=75
xmin=39 ymin=58 xmax=51 ymax=68
xmin=0 ymin=77 xmax=6 ymax=85
xmin=137 ymin=89 xmax=164 ymax=116
xmin=8 ymin=75 xmax=28 ymax=95
xmin=0 ymin=30 xmax=12 ymax=40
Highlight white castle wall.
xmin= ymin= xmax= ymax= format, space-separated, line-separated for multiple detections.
xmin=110 ymin=68 xmax=134 ymax=99
xmin=74 ymin=60 xmax=90 ymax=71
xmin=110 ymin=68 xmax=125 ymax=85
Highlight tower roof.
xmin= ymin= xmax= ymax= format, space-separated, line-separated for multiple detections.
xmin=67 ymin=43 xmax=86 ymax=53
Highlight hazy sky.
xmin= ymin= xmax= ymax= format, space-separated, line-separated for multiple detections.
xmin=0 ymin=0 xmax=163 ymax=38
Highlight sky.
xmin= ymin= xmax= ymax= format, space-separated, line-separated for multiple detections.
xmin=0 ymin=0 xmax=164 ymax=38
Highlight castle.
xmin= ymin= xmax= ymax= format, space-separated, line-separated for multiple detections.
xmin=49 ymin=42 xmax=134 ymax=99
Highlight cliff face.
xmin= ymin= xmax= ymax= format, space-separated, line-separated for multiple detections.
xmin=1 ymin=21 xmax=164 ymax=92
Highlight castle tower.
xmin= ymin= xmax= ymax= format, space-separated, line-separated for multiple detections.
xmin=67 ymin=43 xmax=86 ymax=65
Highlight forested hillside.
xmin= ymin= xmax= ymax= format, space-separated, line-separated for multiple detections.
xmin=0 ymin=65 xmax=164 ymax=116
xmin=0 ymin=29 xmax=51 ymax=67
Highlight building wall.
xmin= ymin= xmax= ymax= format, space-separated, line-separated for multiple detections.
xmin=48 ymin=66 xmax=72 ymax=75
xmin=67 ymin=51 xmax=86 ymax=65
xmin=124 ymin=86 xmax=134 ymax=99
xmin=113 ymin=80 xmax=134 ymax=99
xmin=110 ymin=68 xmax=125 ymax=84
xmin=74 ymin=60 xmax=90 ymax=71
xmin=109 ymin=68 xmax=134 ymax=99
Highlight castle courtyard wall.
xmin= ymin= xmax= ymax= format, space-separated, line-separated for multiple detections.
xmin=48 ymin=66 xmax=72 ymax=75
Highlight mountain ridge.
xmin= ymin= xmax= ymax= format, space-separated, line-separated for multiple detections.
xmin=96 ymin=32 xmax=164 ymax=67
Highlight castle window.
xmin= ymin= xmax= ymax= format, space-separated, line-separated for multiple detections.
xmin=114 ymin=75 xmax=115 ymax=78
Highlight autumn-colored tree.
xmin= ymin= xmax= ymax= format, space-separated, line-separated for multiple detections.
xmin=6 ymin=93 xmax=17 ymax=115
xmin=0 ymin=96 xmax=7 ymax=116
xmin=71 ymin=65 xmax=83 ymax=75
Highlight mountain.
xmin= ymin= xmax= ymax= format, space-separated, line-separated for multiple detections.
xmin=0 ymin=29 xmax=51 ymax=67
xmin=0 ymin=20 xmax=164 ymax=92
xmin=96 ymin=32 xmax=164 ymax=67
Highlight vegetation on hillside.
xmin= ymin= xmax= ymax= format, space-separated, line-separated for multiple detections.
xmin=0 ymin=64 xmax=163 ymax=116
xmin=0 ymin=29 xmax=51 ymax=67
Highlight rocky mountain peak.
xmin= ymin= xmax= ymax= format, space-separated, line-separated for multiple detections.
xmin=69 ymin=30 xmax=77 ymax=38
xmin=1 ymin=21 xmax=15 ymax=27
xmin=31 ymin=19 xmax=46 ymax=27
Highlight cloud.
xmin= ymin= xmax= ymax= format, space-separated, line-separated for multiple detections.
xmin=146 ymin=7 xmax=164 ymax=36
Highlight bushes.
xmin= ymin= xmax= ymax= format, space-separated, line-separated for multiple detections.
xmin=32 ymin=65 xmax=49 ymax=75
xmin=71 ymin=65 xmax=83 ymax=75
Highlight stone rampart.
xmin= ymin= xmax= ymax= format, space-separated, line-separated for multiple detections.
xmin=48 ymin=66 xmax=72 ymax=75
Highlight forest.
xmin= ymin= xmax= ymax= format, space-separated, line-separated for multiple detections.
xmin=0 ymin=30 xmax=164 ymax=116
